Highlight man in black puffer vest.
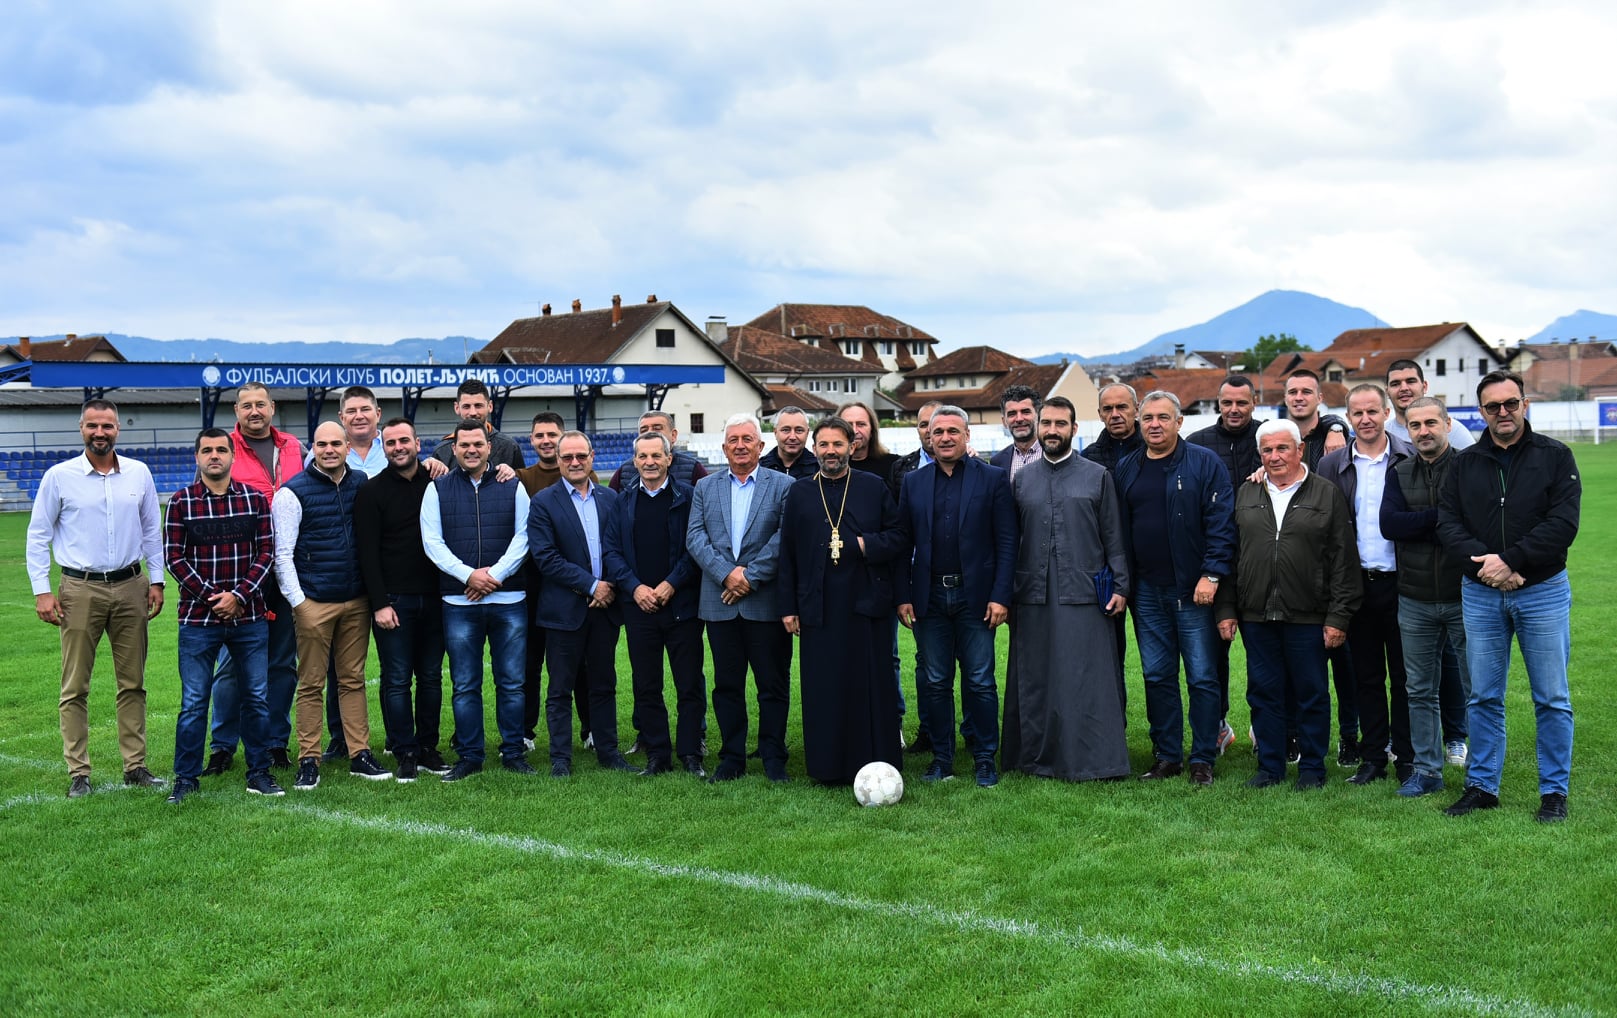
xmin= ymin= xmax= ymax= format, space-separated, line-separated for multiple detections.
xmin=274 ymin=421 xmax=388 ymax=790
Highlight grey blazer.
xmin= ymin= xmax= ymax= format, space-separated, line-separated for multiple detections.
xmin=685 ymin=467 xmax=793 ymax=622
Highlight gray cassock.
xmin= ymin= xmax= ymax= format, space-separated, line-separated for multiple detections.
xmin=1003 ymin=452 xmax=1132 ymax=781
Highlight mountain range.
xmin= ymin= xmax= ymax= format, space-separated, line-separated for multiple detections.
xmin=1030 ymin=290 xmax=1390 ymax=365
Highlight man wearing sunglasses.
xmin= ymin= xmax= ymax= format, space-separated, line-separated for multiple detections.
xmin=1436 ymin=371 xmax=1580 ymax=823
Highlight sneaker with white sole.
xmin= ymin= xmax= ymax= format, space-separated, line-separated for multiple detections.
xmin=293 ymin=758 xmax=320 ymax=790
xmin=1445 ymin=740 xmax=1468 ymax=767
xmin=246 ymin=772 xmax=286 ymax=797
xmin=348 ymin=750 xmax=393 ymax=781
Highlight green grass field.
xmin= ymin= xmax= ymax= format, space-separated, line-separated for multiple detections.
xmin=3 ymin=446 xmax=1614 ymax=1016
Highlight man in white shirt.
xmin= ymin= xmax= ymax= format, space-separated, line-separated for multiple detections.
xmin=1317 ymin=384 xmax=1416 ymax=787
xmin=27 ymin=399 xmax=166 ymax=797
xmin=421 ymin=422 xmax=535 ymax=780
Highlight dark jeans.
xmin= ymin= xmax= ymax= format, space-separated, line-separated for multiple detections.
xmin=1285 ymin=642 xmax=1358 ymax=745
xmin=209 ymin=571 xmax=297 ymax=753
xmin=177 ymin=622 xmax=270 ymax=781
xmin=372 ymin=594 xmax=445 ymax=758
xmin=1439 ymin=638 xmax=1467 ymax=742
xmin=624 ymin=610 xmax=706 ymax=764
xmin=1242 ymin=621 xmax=1330 ymax=779
xmin=1349 ymin=572 xmax=1410 ymax=767
xmin=914 ymin=580 xmax=998 ymax=770
xmin=707 ymin=618 xmax=789 ymax=770
xmin=443 ymin=600 xmax=527 ymax=766
xmin=1132 ymin=581 xmax=1221 ymax=765
xmin=544 ymin=609 xmax=621 ymax=765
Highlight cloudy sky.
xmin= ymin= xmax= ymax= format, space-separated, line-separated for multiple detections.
xmin=3 ymin=1 xmax=1614 ymax=357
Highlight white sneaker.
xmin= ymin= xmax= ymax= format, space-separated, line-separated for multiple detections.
xmin=1445 ymin=740 xmax=1468 ymax=767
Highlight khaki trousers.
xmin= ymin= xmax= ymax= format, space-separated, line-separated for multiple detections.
xmin=57 ymin=573 xmax=150 ymax=777
xmin=292 ymin=597 xmax=372 ymax=761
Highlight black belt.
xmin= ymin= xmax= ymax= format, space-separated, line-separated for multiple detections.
xmin=934 ymin=573 xmax=963 ymax=588
xmin=62 ymin=564 xmax=143 ymax=583
xmin=1362 ymin=569 xmax=1397 ymax=581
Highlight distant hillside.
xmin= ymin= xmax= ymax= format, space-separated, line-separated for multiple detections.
xmin=22 ymin=334 xmax=490 ymax=364
xmin=1032 ymin=290 xmax=1389 ymax=365
xmin=1525 ymin=310 xmax=1617 ymax=345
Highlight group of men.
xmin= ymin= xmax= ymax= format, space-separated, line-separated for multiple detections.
xmin=26 ymin=365 xmax=1579 ymax=820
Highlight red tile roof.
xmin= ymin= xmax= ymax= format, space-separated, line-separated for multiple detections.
xmin=1122 ymin=368 xmax=1231 ymax=410
xmin=894 ymin=363 xmax=1067 ymax=413
xmin=1 ymin=335 xmax=126 ymax=362
xmin=763 ymin=384 xmax=840 ymax=414
xmin=742 ymin=304 xmax=938 ymax=344
xmin=721 ymin=326 xmax=885 ymax=376
xmin=473 ymin=301 xmax=670 ymax=365
xmin=907 ymin=345 xmax=1032 ymax=379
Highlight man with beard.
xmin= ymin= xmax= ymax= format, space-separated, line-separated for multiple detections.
xmin=760 ymin=406 xmax=819 ymax=479
xmin=28 ymin=399 xmax=167 ymax=797
xmin=686 ymin=414 xmax=794 ymax=782
xmin=1186 ymin=374 xmax=1264 ymax=756
xmin=431 ymin=379 xmax=527 ymax=472
xmin=896 ymin=406 xmax=1016 ymax=788
xmin=354 ymin=418 xmax=449 ymax=782
xmin=1003 ymin=397 xmax=1131 ymax=782
xmin=1379 ymin=397 xmax=1469 ymax=799
xmin=838 ymin=401 xmax=900 ymax=498
xmin=779 ymin=417 xmax=908 ymax=784
xmin=164 ymin=429 xmax=279 ymax=803
xmin=990 ymin=385 xmax=1041 ymax=484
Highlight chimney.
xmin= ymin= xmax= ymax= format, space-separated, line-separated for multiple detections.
xmin=611 ymin=294 xmax=622 ymax=327
xmin=541 ymin=303 xmax=551 ymax=316
xmin=646 ymin=294 xmax=657 ymax=303
xmin=18 ymin=336 xmax=29 ymax=358
xmin=66 ymin=333 xmax=77 ymax=342
xmin=571 ymin=299 xmax=582 ymax=314
xmin=1173 ymin=343 xmax=1185 ymax=370
xmin=706 ymin=316 xmax=729 ymax=343
xmin=1569 ymin=339 xmax=1580 ymax=361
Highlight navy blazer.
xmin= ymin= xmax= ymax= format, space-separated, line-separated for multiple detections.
xmin=612 ymin=479 xmax=700 ymax=621
xmin=895 ymin=456 xmax=1018 ymax=618
xmin=527 ymin=479 xmax=626 ymax=631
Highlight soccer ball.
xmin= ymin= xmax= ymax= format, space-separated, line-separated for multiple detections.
xmin=853 ymin=761 xmax=904 ymax=807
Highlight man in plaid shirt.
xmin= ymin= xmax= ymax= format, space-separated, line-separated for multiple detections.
xmin=164 ymin=428 xmax=280 ymax=802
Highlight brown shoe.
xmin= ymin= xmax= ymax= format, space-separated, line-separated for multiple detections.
xmin=1188 ymin=763 xmax=1214 ymax=787
xmin=1139 ymin=759 xmax=1183 ymax=780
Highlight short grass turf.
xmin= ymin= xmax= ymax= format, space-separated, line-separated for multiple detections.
xmin=2 ymin=443 xmax=1614 ymax=1016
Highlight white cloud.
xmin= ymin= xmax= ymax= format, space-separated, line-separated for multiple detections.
xmin=0 ymin=1 xmax=1613 ymax=355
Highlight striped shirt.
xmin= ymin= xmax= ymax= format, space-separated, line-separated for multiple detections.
xmin=164 ymin=480 xmax=274 ymax=626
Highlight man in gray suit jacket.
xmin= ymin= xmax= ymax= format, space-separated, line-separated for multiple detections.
xmin=686 ymin=414 xmax=794 ymax=783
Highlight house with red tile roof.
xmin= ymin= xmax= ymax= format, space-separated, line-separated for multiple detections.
xmin=893 ymin=345 xmax=1100 ymax=424
xmin=1259 ymin=323 xmax=1500 ymax=410
xmin=737 ymin=303 xmax=938 ymax=390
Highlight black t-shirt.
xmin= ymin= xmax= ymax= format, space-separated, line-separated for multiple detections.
xmin=1126 ymin=454 xmax=1177 ymax=587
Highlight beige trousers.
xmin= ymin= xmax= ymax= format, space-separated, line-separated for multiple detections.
xmin=57 ymin=573 xmax=150 ymax=777
xmin=292 ymin=597 xmax=372 ymax=761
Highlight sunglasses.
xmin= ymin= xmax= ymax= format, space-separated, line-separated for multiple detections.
xmin=1481 ymin=398 xmax=1523 ymax=416
xmin=559 ymin=453 xmax=592 ymax=463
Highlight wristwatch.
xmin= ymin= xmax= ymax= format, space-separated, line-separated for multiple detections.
xmin=1201 ymin=575 xmax=1220 ymax=583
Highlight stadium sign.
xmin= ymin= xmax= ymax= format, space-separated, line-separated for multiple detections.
xmin=29 ymin=362 xmax=726 ymax=389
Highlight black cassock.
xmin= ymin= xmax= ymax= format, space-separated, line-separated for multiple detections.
xmin=778 ymin=470 xmax=909 ymax=783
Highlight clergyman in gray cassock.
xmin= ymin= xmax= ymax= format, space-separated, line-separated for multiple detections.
xmin=1003 ymin=451 xmax=1132 ymax=781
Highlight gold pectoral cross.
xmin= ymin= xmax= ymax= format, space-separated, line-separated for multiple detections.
xmin=828 ymin=526 xmax=844 ymax=564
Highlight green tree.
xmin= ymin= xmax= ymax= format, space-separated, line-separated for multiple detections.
xmin=1244 ymin=333 xmax=1310 ymax=373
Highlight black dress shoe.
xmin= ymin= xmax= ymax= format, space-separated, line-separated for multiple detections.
xmin=680 ymin=755 xmax=707 ymax=778
xmin=598 ymin=751 xmax=637 ymax=773
xmin=502 ymin=757 xmax=538 ymax=775
xmin=1187 ymin=762 xmax=1214 ymax=787
xmin=550 ymin=760 xmax=572 ymax=778
xmin=1245 ymin=771 xmax=1283 ymax=789
xmin=905 ymin=729 xmax=934 ymax=754
xmin=640 ymin=757 xmax=673 ymax=776
xmin=1139 ymin=759 xmax=1183 ymax=781
xmin=1444 ymin=785 xmax=1500 ymax=816
xmin=1346 ymin=762 xmax=1388 ymax=785
xmin=708 ymin=761 xmax=745 ymax=783
xmin=1535 ymin=792 xmax=1568 ymax=823
xmin=1295 ymin=772 xmax=1327 ymax=791
xmin=763 ymin=759 xmax=790 ymax=783
xmin=200 ymin=751 xmax=233 ymax=777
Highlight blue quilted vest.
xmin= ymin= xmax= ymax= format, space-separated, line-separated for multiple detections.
xmin=433 ymin=469 xmax=528 ymax=595
xmin=283 ymin=466 xmax=365 ymax=602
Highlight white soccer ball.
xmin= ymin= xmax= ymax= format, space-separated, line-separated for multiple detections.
xmin=853 ymin=761 xmax=904 ymax=807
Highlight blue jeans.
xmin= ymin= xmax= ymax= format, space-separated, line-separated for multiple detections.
xmin=1241 ymin=621 xmax=1330 ymax=779
xmin=1132 ymin=581 xmax=1221 ymax=766
xmin=210 ymin=572 xmax=297 ymax=753
xmin=1398 ymin=596 xmax=1468 ymax=775
xmin=1461 ymin=573 xmax=1574 ymax=796
xmin=914 ymin=580 xmax=999 ymax=769
xmin=443 ymin=601 xmax=527 ymax=766
xmin=177 ymin=622 xmax=270 ymax=781
xmin=373 ymin=594 xmax=446 ymax=758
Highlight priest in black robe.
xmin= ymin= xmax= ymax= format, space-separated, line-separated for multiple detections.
xmin=779 ymin=417 xmax=909 ymax=784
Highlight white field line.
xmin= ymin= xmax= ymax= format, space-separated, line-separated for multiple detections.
xmin=283 ymin=804 xmax=1589 ymax=1018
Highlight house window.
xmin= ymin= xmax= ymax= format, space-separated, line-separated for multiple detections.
xmin=843 ymin=340 xmax=860 ymax=356
xmin=655 ymin=328 xmax=675 ymax=348
xmin=1327 ymin=368 xmax=1343 ymax=383
xmin=1435 ymin=359 xmax=1446 ymax=377
xmin=911 ymin=341 xmax=926 ymax=355
xmin=1478 ymin=358 xmax=1487 ymax=375
xmin=844 ymin=377 xmax=858 ymax=393
xmin=882 ymin=340 xmax=893 ymax=355
xmin=689 ymin=414 xmax=704 ymax=434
